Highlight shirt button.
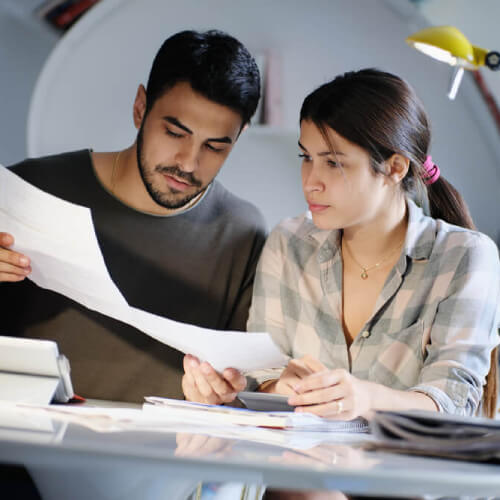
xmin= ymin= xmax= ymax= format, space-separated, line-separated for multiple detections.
xmin=361 ymin=330 xmax=370 ymax=339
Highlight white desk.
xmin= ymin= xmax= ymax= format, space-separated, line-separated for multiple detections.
xmin=1 ymin=402 xmax=500 ymax=499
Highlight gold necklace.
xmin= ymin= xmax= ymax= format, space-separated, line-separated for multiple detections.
xmin=110 ymin=150 xmax=202 ymax=213
xmin=343 ymin=237 xmax=404 ymax=280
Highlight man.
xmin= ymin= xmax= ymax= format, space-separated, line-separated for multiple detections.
xmin=0 ymin=30 xmax=266 ymax=403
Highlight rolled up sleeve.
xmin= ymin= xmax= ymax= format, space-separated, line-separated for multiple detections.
xmin=410 ymin=234 xmax=500 ymax=415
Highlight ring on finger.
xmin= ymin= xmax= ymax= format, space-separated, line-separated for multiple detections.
xmin=336 ymin=399 xmax=343 ymax=414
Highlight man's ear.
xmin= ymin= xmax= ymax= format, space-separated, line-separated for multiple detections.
xmin=133 ymin=84 xmax=147 ymax=129
xmin=386 ymin=153 xmax=410 ymax=184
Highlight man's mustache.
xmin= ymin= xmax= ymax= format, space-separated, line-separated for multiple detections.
xmin=155 ymin=166 xmax=202 ymax=187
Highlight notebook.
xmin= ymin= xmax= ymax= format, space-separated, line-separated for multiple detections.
xmin=143 ymin=397 xmax=369 ymax=432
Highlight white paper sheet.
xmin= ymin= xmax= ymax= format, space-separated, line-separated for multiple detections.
xmin=0 ymin=166 xmax=287 ymax=372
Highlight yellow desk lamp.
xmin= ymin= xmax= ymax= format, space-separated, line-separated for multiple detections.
xmin=406 ymin=26 xmax=500 ymax=99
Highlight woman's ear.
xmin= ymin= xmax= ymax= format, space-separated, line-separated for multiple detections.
xmin=133 ymin=84 xmax=147 ymax=129
xmin=386 ymin=154 xmax=410 ymax=184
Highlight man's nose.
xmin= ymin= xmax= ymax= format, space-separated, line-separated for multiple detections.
xmin=175 ymin=143 xmax=199 ymax=173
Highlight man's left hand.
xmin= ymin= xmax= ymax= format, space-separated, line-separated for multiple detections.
xmin=182 ymin=354 xmax=246 ymax=405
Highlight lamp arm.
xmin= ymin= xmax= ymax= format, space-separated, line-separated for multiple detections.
xmin=471 ymin=45 xmax=488 ymax=66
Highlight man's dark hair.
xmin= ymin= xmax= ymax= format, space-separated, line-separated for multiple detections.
xmin=145 ymin=29 xmax=260 ymax=126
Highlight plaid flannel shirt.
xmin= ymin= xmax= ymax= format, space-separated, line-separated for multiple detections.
xmin=246 ymin=199 xmax=500 ymax=416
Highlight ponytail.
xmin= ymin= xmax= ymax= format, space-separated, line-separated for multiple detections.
xmin=427 ymin=176 xmax=476 ymax=230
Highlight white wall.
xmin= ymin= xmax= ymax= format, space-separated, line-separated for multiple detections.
xmin=0 ymin=3 xmax=58 ymax=165
xmin=1 ymin=0 xmax=499 ymax=239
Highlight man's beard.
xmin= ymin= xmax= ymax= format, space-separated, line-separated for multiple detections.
xmin=136 ymin=125 xmax=205 ymax=209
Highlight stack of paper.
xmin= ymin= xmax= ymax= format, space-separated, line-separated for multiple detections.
xmin=368 ymin=409 xmax=500 ymax=462
xmin=2 ymin=401 xmax=370 ymax=451
xmin=143 ymin=397 xmax=369 ymax=432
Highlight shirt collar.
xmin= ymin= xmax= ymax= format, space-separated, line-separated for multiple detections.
xmin=404 ymin=198 xmax=436 ymax=261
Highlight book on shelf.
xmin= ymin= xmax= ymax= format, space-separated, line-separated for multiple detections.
xmin=35 ymin=0 xmax=101 ymax=30
xmin=143 ymin=396 xmax=369 ymax=433
xmin=367 ymin=409 xmax=500 ymax=462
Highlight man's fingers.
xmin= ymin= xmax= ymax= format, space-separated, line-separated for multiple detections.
xmin=222 ymin=367 xmax=246 ymax=392
xmin=200 ymin=363 xmax=237 ymax=402
xmin=0 ymin=271 xmax=29 ymax=282
xmin=0 ymin=234 xmax=31 ymax=282
xmin=183 ymin=354 xmax=200 ymax=372
xmin=0 ymin=261 xmax=31 ymax=277
xmin=0 ymin=233 xmax=14 ymax=247
xmin=183 ymin=359 xmax=239 ymax=404
xmin=191 ymin=365 xmax=219 ymax=401
xmin=181 ymin=370 xmax=199 ymax=401
xmin=0 ymin=247 xmax=30 ymax=270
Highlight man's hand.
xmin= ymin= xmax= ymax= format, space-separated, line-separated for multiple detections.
xmin=182 ymin=354 xmax=246 ymax=405
xmin=0 ymin=233 xmax=31 ymax=282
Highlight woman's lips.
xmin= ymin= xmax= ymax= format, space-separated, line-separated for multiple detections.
xmin=308 ymin=203 xmax=329 ymax=213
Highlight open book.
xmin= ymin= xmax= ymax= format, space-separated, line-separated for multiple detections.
xmin=144 ymin=397 xmax=369 ymax=432
xmin=368 ymin=409 xmax=500 ymax=462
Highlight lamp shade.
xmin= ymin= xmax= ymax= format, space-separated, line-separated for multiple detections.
xmin=406 ymin=26 xmax=481 ymax=69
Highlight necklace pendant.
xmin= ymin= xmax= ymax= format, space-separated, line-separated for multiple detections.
xmin=361 ymin=270 xmax=368 ymax=280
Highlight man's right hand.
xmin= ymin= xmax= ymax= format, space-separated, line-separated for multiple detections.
xmin=0 ymin=233 xmax=31 ymax=282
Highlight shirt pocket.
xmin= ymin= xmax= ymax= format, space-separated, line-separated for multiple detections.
xmin=367 ymin=320 xmax=425 ymax=390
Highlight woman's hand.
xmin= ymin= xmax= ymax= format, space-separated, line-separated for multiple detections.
xmin=288 ymin=368 xmax=373 ymax=420
xmin=262 ymin=355 xmax=327 ymax=396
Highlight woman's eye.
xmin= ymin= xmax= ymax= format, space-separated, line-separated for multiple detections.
xmin=166 ymin=129 xmax=183 ymax=138
xmin=298 ymin=153 xmax=311 ymax=162
xmin=327 ymin=160 xmax=340 ymax=168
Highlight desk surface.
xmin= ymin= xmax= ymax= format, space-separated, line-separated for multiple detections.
xmin=1 ymin=401 xmax=500 ymax=499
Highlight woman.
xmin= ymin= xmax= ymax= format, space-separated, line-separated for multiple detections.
xmin=183 ymin=69 xmax=499 ymax=419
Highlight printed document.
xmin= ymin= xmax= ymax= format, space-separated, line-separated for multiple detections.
xmin=0 ymin=166 xmax=287 ymax=372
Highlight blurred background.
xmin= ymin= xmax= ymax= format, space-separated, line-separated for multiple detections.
xmin=0 ymin=0 xmax=498 ymax=240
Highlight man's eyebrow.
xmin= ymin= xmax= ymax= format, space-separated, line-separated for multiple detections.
xmin=298 ymin=141 xmax=345 ymax=156
xmin=207 ymin=136 xmax=233 ymax=144
xmin=163 ymin=116 xmax=192 ymax=134
xmin=163 ymin=116 xmax=233 ymax=144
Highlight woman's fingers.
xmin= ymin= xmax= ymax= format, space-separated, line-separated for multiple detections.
xmin=294 ymin=368 xmax=348 ymax=393
xmin=288 ymin=384 xmax=344 ymax=407
xmin=295 ymin=398 xmax=350 ymax=419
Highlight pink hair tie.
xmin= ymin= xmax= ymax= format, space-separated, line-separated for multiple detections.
xmin=422 ymin=155 xmax=440 ymax=185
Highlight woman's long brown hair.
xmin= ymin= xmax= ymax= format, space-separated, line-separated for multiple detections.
xmin=300 ymin=69 xmax=498 ymax=417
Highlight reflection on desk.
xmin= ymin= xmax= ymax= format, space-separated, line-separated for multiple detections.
xmin=1 ymin=401 xmax=500 ymax=500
